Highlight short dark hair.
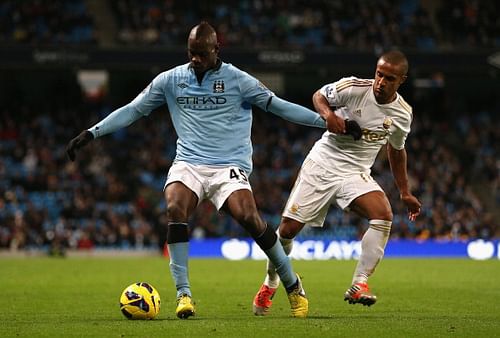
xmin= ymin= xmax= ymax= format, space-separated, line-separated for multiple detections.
xmin=191 ymin=21 xmax=217 ymax=41
xmin=380 ymin=50 xmax=409 ymax=75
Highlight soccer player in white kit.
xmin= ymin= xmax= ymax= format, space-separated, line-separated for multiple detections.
xmin=253 ymin=50 xmax=422 ymax=315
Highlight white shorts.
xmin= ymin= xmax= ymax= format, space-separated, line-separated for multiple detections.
xmin=282 ymin=158 xmax=383 ymax=227
xmin=164 ymin=161 xmax=252 ymax=210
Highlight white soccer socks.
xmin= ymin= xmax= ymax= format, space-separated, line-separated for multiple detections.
xmin=352 ymin=219 xmax=392 ymax=284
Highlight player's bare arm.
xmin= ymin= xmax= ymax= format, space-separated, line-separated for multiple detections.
xmin=387 ymin=143 xmax=421 ymax=221
xmin=312 ymin=90 xmax=345 ymax=134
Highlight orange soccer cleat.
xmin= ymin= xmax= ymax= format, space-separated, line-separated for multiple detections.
xmin=252 ymin=284 xmax=277 ymax=316
xmin=344 ymin=282 xmax=377 ymax=306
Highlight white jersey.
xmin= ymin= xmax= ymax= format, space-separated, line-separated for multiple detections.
xmin=308 ymin=76 xmax=413 ymax=176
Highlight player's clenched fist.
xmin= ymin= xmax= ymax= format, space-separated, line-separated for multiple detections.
xmin=66 ymin=130 xmax=94 ymax=161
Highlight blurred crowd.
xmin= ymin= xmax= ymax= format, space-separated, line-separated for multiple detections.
xmin=111 ymin=0 xmax=500 ymax=50
xmin=0 ymin=0 xmax=95 ymax=45
xmin=0 ymin=0 xmax=498 ymax=253
xmin=0 ymin=0 xmax=499 ymax=50
xmin=0 ymin=91 xmax=498 ymax=252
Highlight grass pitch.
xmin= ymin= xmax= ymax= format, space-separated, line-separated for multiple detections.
xmin=0 ymin=257 xmax=499 ymax=337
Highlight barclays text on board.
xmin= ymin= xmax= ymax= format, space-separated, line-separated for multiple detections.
xmin=187 ymin=239 xmax=500 ymax=260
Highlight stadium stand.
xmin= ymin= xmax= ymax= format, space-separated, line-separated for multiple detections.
xmin=106 ymin=0 xmax=499 ymax=50
xmin=2 ymin=1 xmax=499 ymax=49
xmin=0 ymin=0 xmax=96 ymax=45
xmin=0 ymin=0 xmax=498 ymax=252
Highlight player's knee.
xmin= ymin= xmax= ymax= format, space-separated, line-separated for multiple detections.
xmin=384 ymin=209 xmax=393 ymax=222
xmin=278 ymin=225 xmax=298 ymax=239
xmin=236 ymin=211 xmax=261 ymax=228
xmin=369 ymin=206 xmax=393 ymax=222
xmin=375 ymin=211 xmax=393 ymax=222
xmin=234 ymin=210 xmax=266 ymax=237
xmin=278 ymin=218 xmax=302 ymax=239
xmin=166 ymin=202 xmax=189 ymax=222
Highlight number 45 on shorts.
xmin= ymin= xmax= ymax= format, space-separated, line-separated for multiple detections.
xmin=229 ymin=168 xmax=248 ymax=182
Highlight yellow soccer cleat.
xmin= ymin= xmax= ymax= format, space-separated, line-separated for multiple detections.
xmin=176 ymin=294 xmax=195 ymax=319
xmin=286 ymin=274 xmax=308 ymax=318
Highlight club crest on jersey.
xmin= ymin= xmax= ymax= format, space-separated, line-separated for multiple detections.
xmin=353 ymin=109 xmax=362 ymax=117
xmin=213 ymin=80 xmax=225 ymax=93
xmin=383 ymin=117 xmax=393 ymax=129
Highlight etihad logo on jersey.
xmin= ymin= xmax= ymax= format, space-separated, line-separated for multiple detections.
xmin=176 ymin=96 xmax=227 ymax=110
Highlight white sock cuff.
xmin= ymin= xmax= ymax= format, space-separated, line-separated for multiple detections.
xmin=369 ymin=219 xmax=392 ymax=233
xmin=278 ymin=235 xmax=293 ymax=246
xmin=277 ymin=232 xmax=293 ymax=255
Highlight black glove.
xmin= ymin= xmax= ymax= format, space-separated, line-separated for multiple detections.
xmin=66 ymin=130 xmax=94 ymax=161
xmin=345 ymin=119 xmax=362 ymax=140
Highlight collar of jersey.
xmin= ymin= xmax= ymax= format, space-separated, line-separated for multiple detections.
xmin=188 ymin=58 xmax=223 ymax=74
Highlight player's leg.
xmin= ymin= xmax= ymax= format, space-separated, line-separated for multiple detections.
xmin=345 ymin=190 xmax=392 ymax=306
xmin=165 ymin=181 xmax=198 ymax=318
xmin=264 ymin=217 xmax=305 ymax=288
xmin=253 ymin=217 xmax=305 ymax=315
xmin=253 ymin=158 xmax=335 ymax=315
xmin=223 ymin=189 xmax=308 ymax=317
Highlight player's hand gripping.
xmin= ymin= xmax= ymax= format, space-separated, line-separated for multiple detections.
xmin=66 ymin=130 xmax=94 ymax=161
xmin=325 ymin=112 xmax=362 ymax=140
xmin=401 ymin=193 xmax=421 ymax=221
xmin=345 ymin=119 xmax=362 ymax=140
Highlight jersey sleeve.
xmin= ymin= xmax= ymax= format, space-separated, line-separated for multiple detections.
xmin=129 ymin=71 xmax=169 ymax=115
xmin=388 ymin=109 xmax=412 ymax=150
xmin=236 ymin=69 xmax=275 ymax=111
xmin=319 ymin=77 xmax=354 ymax=107
xmin=88 ymin=71 xmax=169 ymax=138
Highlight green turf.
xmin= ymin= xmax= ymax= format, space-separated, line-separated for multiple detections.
xmin=0 ymin=257 xmax=499 ymax=337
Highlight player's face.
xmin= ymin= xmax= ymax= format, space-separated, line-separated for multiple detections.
xmin=187 ymin=38 xmax=219 ymax=74
xmin=373 ymin=59 xmax=407 ymax=104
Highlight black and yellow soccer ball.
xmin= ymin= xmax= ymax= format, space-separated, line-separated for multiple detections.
xmin=119 ymin=282 xmax=161 ymax=319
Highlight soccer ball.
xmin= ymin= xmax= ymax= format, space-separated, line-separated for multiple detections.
xmin=119 ymin=282 xmax=161 ymax=320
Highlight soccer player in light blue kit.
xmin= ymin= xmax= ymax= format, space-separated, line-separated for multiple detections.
xmin=67 ymin=22 xmax=328 ymax=318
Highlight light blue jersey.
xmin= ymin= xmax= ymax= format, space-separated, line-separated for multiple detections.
xmin=89 ymin=61 xmax=324 ymax=173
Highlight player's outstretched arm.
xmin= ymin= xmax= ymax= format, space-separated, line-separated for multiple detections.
xmin=66 ymin=104 xmax=144 ymax=161
xmin=267 ymin=96 xmax=326 ymax=128
xmin=387 ymin=143 xmax=421 ymax=221
xmin=66 ymin=72 xmax=166 ymax=161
